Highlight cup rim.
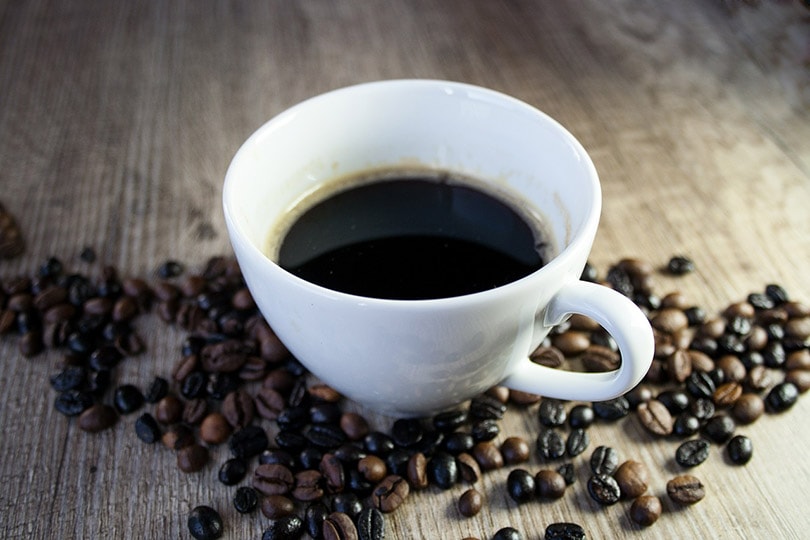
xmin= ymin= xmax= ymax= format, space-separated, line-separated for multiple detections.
xmin=223 ymin=78 xmax=601 ymax=306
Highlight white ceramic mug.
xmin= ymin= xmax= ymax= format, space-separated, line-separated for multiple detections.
xmin=223 ymin=79 xmax=653 ymax=417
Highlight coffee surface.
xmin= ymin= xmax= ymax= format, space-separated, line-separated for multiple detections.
xmin=277 ymin=175 xmax=548 ymax=299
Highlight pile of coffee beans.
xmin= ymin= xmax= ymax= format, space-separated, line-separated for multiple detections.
xmin=1 ymin=253 xmax=807 ymax=539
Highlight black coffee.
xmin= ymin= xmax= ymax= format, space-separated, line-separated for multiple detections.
xmin=276 ymin=173 xmax=549 ymax=300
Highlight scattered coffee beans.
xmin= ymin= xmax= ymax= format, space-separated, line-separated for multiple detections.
xmin=187 ymin=506 xmax=223 ymax=540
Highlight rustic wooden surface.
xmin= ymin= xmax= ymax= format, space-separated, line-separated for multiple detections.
xmin=2 ymin=1 xmax=809 ymax=538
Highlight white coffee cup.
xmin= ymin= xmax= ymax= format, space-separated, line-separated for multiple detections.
xmin=223 ymin=79 xmax=653 ymax=417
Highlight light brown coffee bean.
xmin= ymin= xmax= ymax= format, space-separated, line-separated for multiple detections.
xmin=637 ymin=400 xmax=673 ymax=436
xmin=323 ymin=512 xmax=358 ymax=540
xmin=713 ymin=382 xmax=743 ymax=408
xmin=614 ymin=460 xmax=649 ymax=499
xmin=358 ymin=456 xmax=387 ymax=483
xmin=786 ymin=369 xmax=810 ymax=393
xmin=666 ymin=349 xmax=692 ymax=383
xmin=786 ymin=317 xmax=810 ymax=339
xmin=552 ymin=331 xmax=591 ymax=355
xmin=308 ymin=383 xmax=342 ymax=403
xmin=667 ymin=474 xmax=705 ymax=504
xmin=261 ymin=495 xmax=295 ymax=519
xmin=746 ymin=365 xmax=772 ymax=392
xmin=744 ymin=326 xmax=769 ymax=351
xmin=484 ymin=385 xmax=510 ymax=403
xmin=716 ymin=355 xmax=747 ymax=383
xmin=699 ymin=318 xmax=726 ymax=339
xmin=171 ymin=354 xmax=198 ymax=382
xmin=568 ymin=313 xmax=601 ymax=331
xmin=471 ymin=441 xmax=503 ymax=471
xmin=457 ymin=488 xmax=483 ymax=517
xmin=530 ymin=346 xmax=565 ymax=368
xmin=732 ymin=393 xmax=765 ymax=424
xmin=723 ymin=301 xmax=755 ymax=320
xmin=784 ymin=301 xmax=810 ymax=318
xmin=630 ymin=495 xmax=662 ymax=526
xmin=201 ymin=339 xmax=250 ymax=373
xmin=162 ymin=425 xmax=195 ymax=451
xmin=581 ymin=345 xmax=620 ymax=372
xmin=253 ymin=463 xmax=294 ymax=496
xmin=372 ymin=475 xmax=409 ymax=513
xmin=339 ymin=412 xmax=370 ymax=441
xmin=199 ymin=412 xmax=232 ymax=444
xmin=255 ymin=386 xmax=285 ymax=420
xmin=456 ymin=453 xmax=482 ymax=484
xmin=688 ymin=349 xmax=715 ymax=373
xmin=786 ymin=349 xmax=810 ymax=370
xmin=661 ymin=291 xmax=691 ymax=310
xmin=509 ymin=389 xmax=541 ymax=405
xmin=651 ymin=308 xmax=689 ymax=334
xmin=406 ymin=452 xmax=428 ymax=490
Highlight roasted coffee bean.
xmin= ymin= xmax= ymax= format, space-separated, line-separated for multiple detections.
xmin=587 ymin=474 xmax=621 ymax=505
xmin=581 ymin=345 xmax=620 ymax=372
xmin=207 ymin=372 xmax=241 ymax=400
xmin=406 ymin=452 xmax=428 ymax=489
xmin=363 ymin=432 xmax=396 ymax=457
xmin=557 ymin=463 xmax=576 ymax=485
xmin=222 ymin=389 xmax=255 ymax=428
xmin=134 ymin=413 xmax=161 ymax=444
xmin=411 ymin=429 xmax=444 ymax=456
xmin=88 ymin=345 xmax=123 ymax=371
xmin=356 ymin=507 xmax=385 ymax=540
xmin=629 ymin=495 xmax=662 ymax=527
xmin=667 ymin=474 xmax=705 ymax=504
xmin=432 ymin=409 xmax=468 ymax=432
xmin=292 ymin=469 xmax=324 ymax=502
xmin=187 ymin=505 xmax=223 ymax=540
xmin=666 ymin=256 xmax=694 ymax=275
xmin=144 ymin=376 xmax=169 ymax=403
xmin=155 ymin=395 xmax=183 ymax=424
xmin=181 ymin=371 xmax=207 ymax=399
xmin=592 ymin=397 xmax=630 ymax=420
xmin=456 ymin=452 xmax=482 ymax=483
xmin=390 ymin=418 xmax=423 ymax=448
xmin=218 ymin=458 xmax=247 ymax=485
xmin=77 ymin=403 xmax=117 ymax=433
xmin=262 ymin=515 xmax=305 ymax=540
xmin=590 ymin=446 xmax=619 ymax=476
xmin=358 ymin=455 xmax=388 ymax=483
xmin=713 ymin=382 xmax=743 ymax=408
xmin=300 ymin=447 xmax=324 ymax=470
xmin=568 ymin=404 xmax=595 ymax=428
xmin=544 ymin=522 xmax=586 ymax=540
xmin=331 ymin=493 xmax=362 ymax=519
xmin=441 ymin=431 xmax=474 ymax=455
xmin=340 ymin=412 xmax=370 ymax=441
xmin=230 ymin=425 xmax=269 ymax=459
xmin=766 ymin=382 xmax=799 ymax=412
xmin=253 ymin=386 xmax=285 ymax=420
xmin=565 ymin=428 xmax=590 ymax=457
xmin=614 ymin=460 xmax=649 ymax=499
xmin=472 ymin=441 xmax=504 ymax=471
xmin=732 ymin=393 xmax=765 ymax=424
xmin=427 ymin=452 xmax=457 ymax=489
xmin=183 ymin=398 xmax=208 ymax=425
xmin=536 ymin=429 xmax=566 ymax=461
xmin=673 ymin=413 xmax=701 ymax=437
xmin=690 ymin=398 xmax=716 ymax=422
xmin=261 ymin=495 xmax=296 ymax=519
xmin=306 ymin=423 xmax=348 ymax=449
xmin=372 ymin=475 xmax=409 ymax=513
xmin=177 ymin=444 xmax=209 ymax=473
xmin=553 ymin=330 xmax=590 ymax=355
xmin=50 ymin=365 xmax=86 ymax=392
xmin=469 ymin=395 xmax=507 ymax=420
xmin=323 ymin=512 xmax=357 ymax=540
xmin=657 ymin=389 xmax=690 ymax=414
xmin=786 ymin=369 xmax=810 ymax=393
xmin=637 ymin=400 xmax=674 ymax=436
xmin=530 ymin=345 xmax=565 ymax=368
xmin=162 ymin=425 xmax=195 ymax=451
xmin=726 ymin=435 xmax=753 ymax=465
xmin=54 ymin=389 xmax=93 ymax=416
xmin=310 ymin=402 xmax=342 ymax=425
xmin=320 ymin=453 xmax=345 ymax=493
xmin=501 ymin=436 xmax=531 ymax=464
xmin=507 ymin=468 xmax=535 ymax=503
xmin=346 ymin=470 xmax=373 ymax=496
xmin=702 ymin=415 xmax=736 ymax=444
xmin=278 ymin=406 xmax=309 ymax=431
xmin=305 ymin=502 xmax=329 ymax=539
xmin=471 ymin=419 xmax=500 ymax=442
xmin=260 ymin=449 xmax=297 ymax=469
xmin=535 ymin=469 xmax=566 ymax=499
xmin=539 ymin=399 xmax=567 ymax=427
xmin=233 ymin=486 xmax=259 ymax=514
xmin=676 ymin=438 xmax=710 ymax=467
xmin=457 ymin=488 xmax=483 ymax=517
xmin=492 ymin=527 xmax=522 ymax=540
xmin=253 ymin=463 xmax=295 ymax=495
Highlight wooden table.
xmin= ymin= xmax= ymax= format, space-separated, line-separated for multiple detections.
xmin=2 ymin=1 xmax=809 ymax=538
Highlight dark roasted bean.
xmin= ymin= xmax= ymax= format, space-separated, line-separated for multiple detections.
xmin=187 ymin=506 xmax=223 ymax=540
xmin=307 ymin=423 xmax=347 ymax=449
xmin=702 ymin=415 xmax=736 ymax=444
xmin=261 ymin=495 xmax=296 ymax=519
xmin=539 ymin=399 xmax=567 ymax=427
xmin=557 ymin=463 xmax=575 ymax=485
xmin=253 ymin=463 xmax=295 ymax=496
xmin=629 ymin=495 xmax=662 ymax=527
xmin=726 ymin=435 xmax=753 ymax=465
xmin=218 ymin=458 xmax=247 ymax=485
xmin=300 ymin=447 xmax=324 ymax=470
xmin=676 ymin=438 xmax=710 ymax=468
xmin=356 ymin=507 xmax=385 ymax=540
xmin=50 ymin=365 xmax=86 ymax=392
xmin=470 ymin=419 xmax=500 ymax=442
xmin=230 ymin=425 xmax=269 ymax=459
xmin=441 ymin=431 xmax=474 ymax=455
xmin=232 ymin=486 xmax=258 ymax=514
xmin=390 ymin=418 xmax=423 ymax=447
xmin=673 ymin=413 xmax=701 ymax=437
xmin=565 ymin=428 xmax=590 ymax=457
xmin=766 ymin=382 xmax=799 ymax=412
xmin=363 ymin=432 xmax=395 ymax=457
xmin=181 ymin=371 xmax=207 ymax=399
xmin=568 ymin=404 xmax=595 ymax=428
xmin=492 ymin=527 xmax=522 ymax=540
xmin=469 ymin=394 xmax=507 ymax=420
xmin=536 ymin=429 xmax=566 ymax=461
xmin=427 ymin=452 xmax=457 ymax=490
xmin=592 ymin=397 xmax=629 ymax=420
xmin=666 ymin=474 xmax=705 ymax=504
xmin=432 ymin=409 xmax=468 ymax=432
xmin=144 ymin=376 xmax=169 ymax=403
xmin=305 ymin=502 xmax=329 ymax=539
xmin=506 ymin=468 xmax=535 ymax=503
xmin=690 ymin=398 xmax=716 ymax=422
xmin=262 ymin=515 xmax=304 ymax=540
xmin=134 ymin=413 xmax=161 ymax=444
xmin=310 ymin=402 xmax=342 ymax=425
xmin=544 ymin=522 xmax=586 ymax=540
xmin=590 ymin=445 xmax=619 ymax=476
xmin=330 ymin=493 xmax=362 ymax=519
xmin=54 ymin=389 xmax=93 ymax=416
xmin=587 ymin=474 xmax=621 ymax=505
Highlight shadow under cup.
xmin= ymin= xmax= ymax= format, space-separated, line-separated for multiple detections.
xmin=223 ymin=80 xmax=602 ymax=416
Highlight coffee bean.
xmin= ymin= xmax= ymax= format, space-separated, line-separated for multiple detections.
xmin=587 ymin=474 xmax=621 ymax=505
xmin=292 ymin=469 xmax=324 ymax=502
xmin=222 ymin=389 xmax=255 ymax=428
xmin=535 ymin=469 xmax=566 ymax=499
xmin=432 ymin=409 xmax=468 ymax=432
xmin=472 ymin=441 xmax=504 ymax=470
xmin=629 ymin=495 xmax=662 ymax=527
xmin=340 ymin=412 xmax=370 ymax=441
xmin=441 ymin=431 xmax=474 ymax=455
xmin=182 ymin=398 xmax=208 ymax=425
xmin=253 ymin=463 xmax=295 ymax=496
xmin=305 ymin=502 xmax=329 ymax=539
xmin=230 ymin=425 xmax=268 ymax=459
xmin=187 ymin=506 xmax=223 ymax=540
xmin=581 ymin=345 xmax=620 ymax=372
xmin=77 ymin=403 xmax=117 ymax=433
xmin=539 ymin=399 xmax=567 ymax=427
xmin=233 ymin=486 xmax=259 ymax=514
xmin=358 ymin=455 xmax=387 ymax=483
xmin=501 ymin=436 xmax=531 ymax=464
xmin=507 ymin=468 xmax=535 ymax=503
xmin=177 ymin=444 xmax=209 ymax=473
xmin=306 ymin=423 xmax=348 ymax=449
xmin=469 ymin=394 xmax=507 ymax=420
xmin=181 ymin=371 xmax=207 ymax=399
xmin=565 ymin=428 xmax=590 ymax=457
xmin=427 ymin=451 xmax=458 ymax=489
xmin=356 ymin=507 xmax=385 ymax=540
xmin=330 ymin=493 xmax=362 ymax=520
xmin=675 ymin=438 xmax=710 ymax=467
xmin=300 ymin=447 xmax=324 ymax=470
xmin=457 ymin=488 xmax=483 ymax=517
xmin=134 ymin=413 xmax=161 ymax=444
xmin=552 ymin=330 xmax=590 ymax=355
xmin=471 ymin=419 xmax=500 ymax=442
xmin=319 ymin=453 xmax=345 ymax=494
xmin=726 ymin=434 xmax=753 ymax=465
xmin=766 ymin=382 xmax=799 ymax=412
xmin=143 ymin=376 xmax=169 ymax=403
xmin=557 ymin=463 xmax=576 ymax=485
xmin=592 ymin=397 xmax=630 ymax=421
xmin=530 ymin=345 xmax=565 ymax=368
xmin=262 ymin=515 xmax=305 ymax=540
xmin=261 ymin=495 xmax=296 ymax=519
xmin=637 ymin=400 xmax=674 ymax=436
xmin=731 ymin=393 xmax=765 ymax=424
xmin=544 ymin=522 xmax=586 ymax=540
xmin=713 ymin=381 xmax=743 ymax=408
xmin=651 ymin=307 xmax=689 ymax=334
xmin=666 ymin=474 xmax=705 ymax=504
xmin=536 ymin=429 xmax=566 ymax=461
xmin=218 ymin=458 xmax=247 ymax=486
xmin=568 ymin=404 xmax=595 ymax=428
xmin=456 ymin=452 xmax=482 ymax=484
xmin=702 ymin=415 xmax=736 ymax=444
xmin=406 ymin=452 xmax=428 ymax=489
xmin=492 ymin=527 xmax=522 ymax=540
xmin=614 ymin=460 xmax=649 ymax=499
xmin=786 ymin=369 xmax=810 ymax=393
xmin=162 ymin=425 xmax=195 ymax=451
xmin=666 ymin=255 xmax=694 ymax=275
xmin=199 ymin=413 xmax=232 ymax=445
xmin=589 ymin=446 xmax=619 ymax=476
xmin=509 ymin=389 xmax=542 ymax=405
xmin=54 ymin=389 xmax=93 ymax=416
xmin=372 ymin=475 xmax=409 ymax=513
xmin=322 ymin=511 xmax=357 ymax=540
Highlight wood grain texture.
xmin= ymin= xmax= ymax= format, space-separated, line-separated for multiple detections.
xmin=1 ymin=1 xmax=809 ymax=538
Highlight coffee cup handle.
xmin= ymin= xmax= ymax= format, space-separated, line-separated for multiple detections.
xmin=501 ymin=280 xmax=654 ymax=401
